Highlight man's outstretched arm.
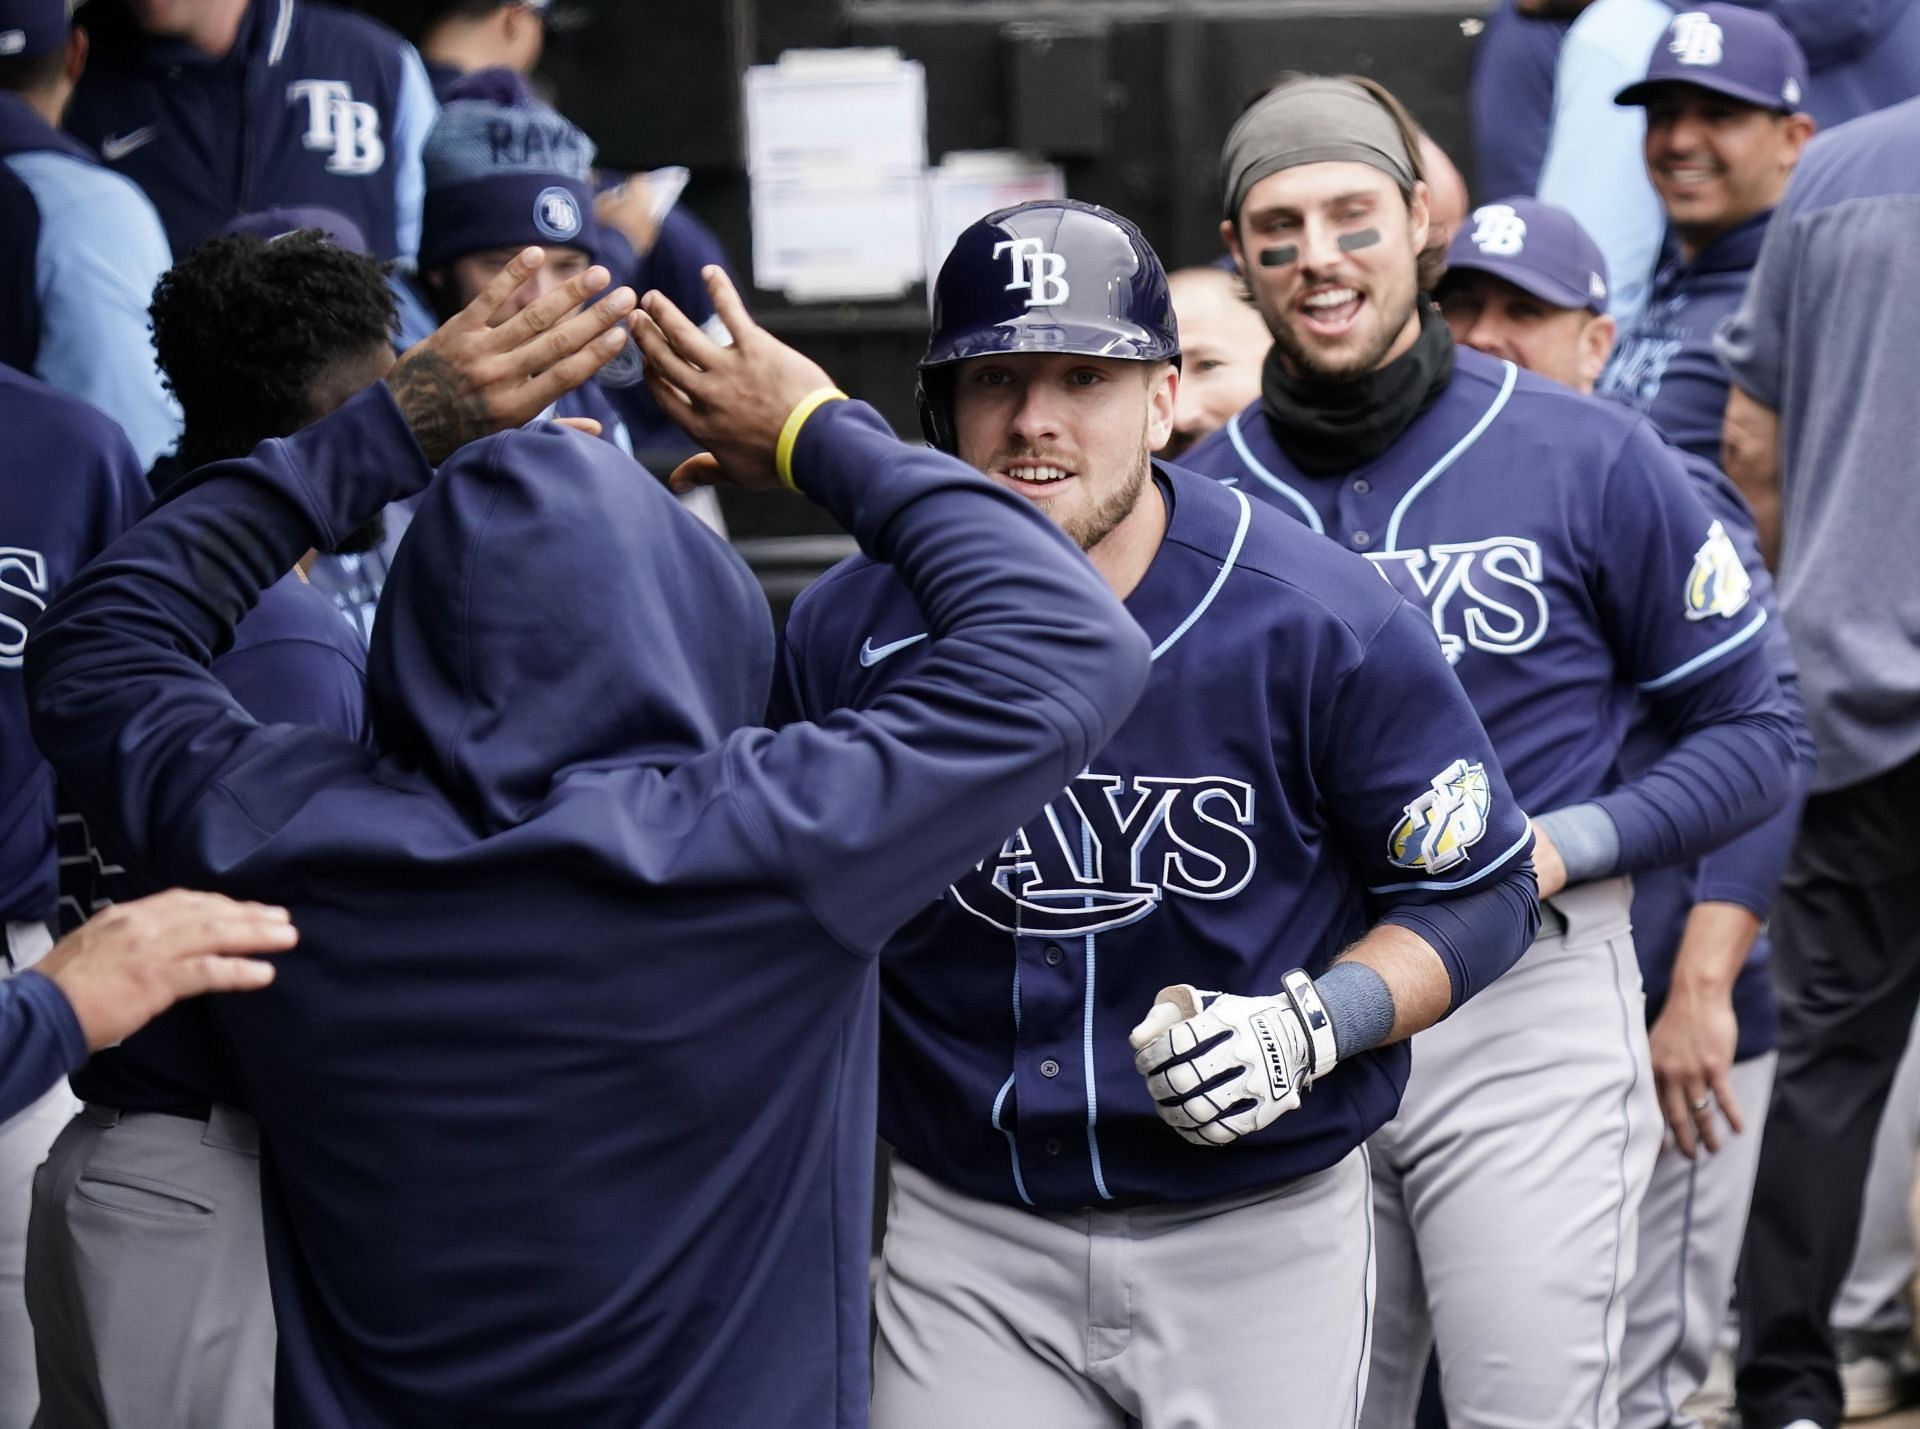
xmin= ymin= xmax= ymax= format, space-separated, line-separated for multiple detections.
xmin=1 ymin=891 xmax=295 ymax=1122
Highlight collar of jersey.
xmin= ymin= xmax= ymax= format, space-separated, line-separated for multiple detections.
xmin=1122 ymin=465 xmax=1253 ymax=661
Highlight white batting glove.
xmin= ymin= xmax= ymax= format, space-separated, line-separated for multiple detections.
xmin=1128 ymin=973 xmax=1338 ymax=1147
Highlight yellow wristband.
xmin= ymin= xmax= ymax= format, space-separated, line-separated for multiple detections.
xmin=775 ymin=387 xmax=849 ymax=491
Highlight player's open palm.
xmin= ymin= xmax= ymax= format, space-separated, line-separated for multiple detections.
xmin=630 ymin=266 xmax=836 ymax=492
xmin=387 ymin=247 xmax=638 ymax=464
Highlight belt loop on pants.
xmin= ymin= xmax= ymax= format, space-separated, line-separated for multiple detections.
xmin=81 ymin=1103 xmax=124 ymax=1129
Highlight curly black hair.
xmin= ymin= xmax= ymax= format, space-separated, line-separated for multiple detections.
xmin=149 ymin=231 xmax=397 ymax=475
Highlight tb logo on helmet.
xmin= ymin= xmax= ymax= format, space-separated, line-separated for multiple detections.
xmin=994 ymin=237 xmax=1071 ymax=308
xmin=1669 ymin=12 xmax=1726 ymax=66
xmin=1470 ymin=205 xmax=1529 ymax=258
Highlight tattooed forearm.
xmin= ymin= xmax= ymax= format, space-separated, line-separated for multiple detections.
xmin=385 ymin=351 xmax=491 ymax=465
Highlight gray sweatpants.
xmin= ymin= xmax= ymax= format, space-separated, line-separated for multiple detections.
xmin=1363 ymin=878 xmax=1662 ymax=1429
xmin=26 ymin=1104 xmax=274 ymax=1429
xmin=1619 ymin=1052 xmax=1776 ymax=1429
xmin=872 ymin=1151 xmax=1375 ymax=1428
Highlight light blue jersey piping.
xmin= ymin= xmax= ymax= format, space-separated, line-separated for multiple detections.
xmin=1382 ymin=361 xmax=1519 ymax=553
xmin=1639 ymin=608 xmax=1768 ymax=692
xmin=1227 ymin=412 xmax=1324 ymax=533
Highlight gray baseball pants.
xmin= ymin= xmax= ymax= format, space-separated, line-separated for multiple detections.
xmin=26 ymin=1103 xmax=274 ymax=1429
xmin=1618 ymin=1052 xmax=1776 ymax=1429
xmin=1363 ymin=877 xmax=1662 ymax=1429
xmin=872 ymin=1150 xmax=1375 ymax=1428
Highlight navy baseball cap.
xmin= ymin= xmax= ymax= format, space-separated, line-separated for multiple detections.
xmin=1439 ymin=198 xmax=1611 ymax=315
xmin=1615 ymin=5 xmax=1810 ymax=114
xmin=0 ymin=0 xmax=69 ymax=60
xmin=222 ymin=206 xmax=372 ymax=256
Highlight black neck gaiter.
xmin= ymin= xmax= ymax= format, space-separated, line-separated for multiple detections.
xmin=1260 ymin=299 xmax=1456 ymax=476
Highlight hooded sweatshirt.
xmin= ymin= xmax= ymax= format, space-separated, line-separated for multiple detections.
xmin=26 ymin=383 xmax=1151 ymax=1428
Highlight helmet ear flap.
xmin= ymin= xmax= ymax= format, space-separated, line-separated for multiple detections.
xmin=915 ymin=370 xmax=956 ymax=453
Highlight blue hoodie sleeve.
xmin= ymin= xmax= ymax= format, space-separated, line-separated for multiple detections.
xmin=26 ymin=385 xmax=429 ymax=873
xmin=724 ymin=401 xmax=1154 ymax=957
xmin=0 ymin=970 xmax=87 ymax=1123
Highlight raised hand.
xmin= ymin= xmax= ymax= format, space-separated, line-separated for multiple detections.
xmin=630 ymin=266 xmax=837 ymax=491
xmin=386 ymin=247 xmax=637 ymax=464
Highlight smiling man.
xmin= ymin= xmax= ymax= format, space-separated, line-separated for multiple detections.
xmin=778 ymin=198 xmax=1542 ymax=1428
xmin=1435 ymin=196 xmax=1814 ymax=1429
xmin=1597 ymin=4 xmax=1813 ymax=467
xmin=1180 ymin=73 xmax=1800 ymax=1429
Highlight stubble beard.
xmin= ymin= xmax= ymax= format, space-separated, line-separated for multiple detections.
xmin=1268 ymin=288 xmax=1418 ymax=386
xmin=1061 ymin=433 xmax=1152 ymax=554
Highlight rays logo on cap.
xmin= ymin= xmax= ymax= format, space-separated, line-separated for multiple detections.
xmin=1388 ymin=758 xmax=1491 ymax=875
xmin=1670 ymin=12 xmax=1725 ymax=66
xmin=994 ymin=237 xmax=1071 ymax=307
xmin=1685 ymin=519 xmax=1753 ymax=620
xmin=533 ymin=186 xmax=583 ymax=242
xmin=0 ymin=31 xmax=25 ymax=56
xmin=1470 ymin=205 xmax=1528 ymax=258
xmin=1784 ymin=77 xmax=1803 ymax=105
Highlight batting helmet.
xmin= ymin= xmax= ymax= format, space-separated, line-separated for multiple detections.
xmin=917 ymin=199 xmax=1180 ymax=450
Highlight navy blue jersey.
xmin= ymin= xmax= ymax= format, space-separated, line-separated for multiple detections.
xmin=1619 ymin=452 xmax=1808 ymax=1061
xmin=1598 ymin=212 xmax=1770 ymax=467
xmin=780 ymin=465 xmax=1537 ymax=1210
xmin=1183 ymin=348 xmax=1795 ymax=876
xmin=65 ymin=0 xmax=435 ymax=262
xmin=0 ymin=364 xmax=149 ymax=925
xmin=26 ymin=388 xmax=1150 ymax=1428
xmin=63 ymin=569 xmax=368 ymax=1115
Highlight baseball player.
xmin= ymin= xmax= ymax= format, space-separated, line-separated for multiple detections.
xmin=1434 ymin=195 xmax=1813 ymax=1428
xmin=400 ymin=70 xmax=638 ymax=460
xmin=26 ymin=250 xmax=1155 ymax=1426
xmin=1597 ymin=5 xmax=1814 ymax=467
xmin=0 ymin=358 xmax=149 ymax=1426
xmin=25 ymin=224 xmax=388 ymax=1429
xmin=63 ymin=0 xmax=436 ymax=261
xmin=1181 ymin=76 xmax=1799 ymax=1428
xmin=777 ymin=198 xmax=1542 ymax=1427
xmin=0 ymin=0 xmax=179 ymax=468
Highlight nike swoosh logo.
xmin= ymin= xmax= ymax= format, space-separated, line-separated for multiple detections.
xmin=100 ymin=127 xmax=156 ymax=161
xmin=858 ymin=632 xmax=928 ymax=667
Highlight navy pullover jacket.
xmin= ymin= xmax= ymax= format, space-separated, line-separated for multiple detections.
xmin=26 ymin=384 xmax=1150 ymax=1427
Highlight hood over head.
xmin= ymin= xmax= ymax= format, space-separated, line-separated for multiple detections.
xmin=368 ymin=425 xmax=771 ymax=833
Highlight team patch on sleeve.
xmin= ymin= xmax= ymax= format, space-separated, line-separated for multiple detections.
xmin=1388 ymin=759 xmax=1492 ymax=874
xmin=1684 ymin=520 xmax=1753 ymax=621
